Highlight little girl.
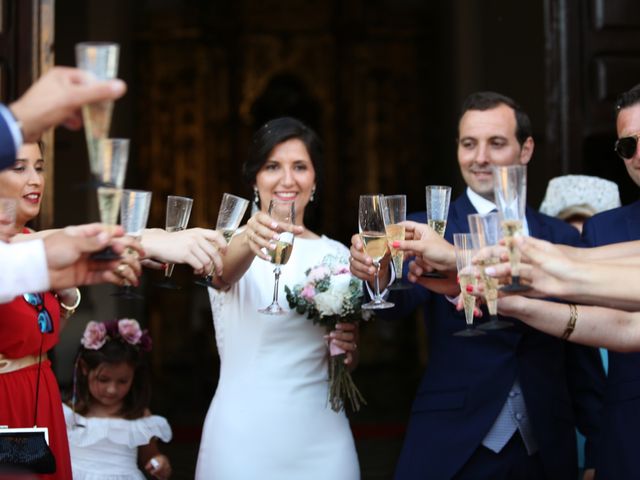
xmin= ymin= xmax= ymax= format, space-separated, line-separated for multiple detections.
xmin=63 ymin=318 xmax=172 ymax=479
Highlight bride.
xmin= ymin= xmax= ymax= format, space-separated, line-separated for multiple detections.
xmin=195 ymin=117 xmax=360 ymax=479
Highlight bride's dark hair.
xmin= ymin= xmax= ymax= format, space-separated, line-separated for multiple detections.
xmin=242 ymin=117 xmax=324 ymax=207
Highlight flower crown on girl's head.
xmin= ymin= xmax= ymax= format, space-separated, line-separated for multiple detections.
xmin=80 ymin=318 xmax=152 ymax=353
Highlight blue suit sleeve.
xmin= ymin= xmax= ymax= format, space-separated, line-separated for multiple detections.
xmin=0 ymin=104 xmax=18 ymax=170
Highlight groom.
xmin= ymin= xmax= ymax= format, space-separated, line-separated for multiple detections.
xmin=350 ymin=91 xmax=605 ymax=479
xmin=581 ymin=83 xmax=640 ymax=479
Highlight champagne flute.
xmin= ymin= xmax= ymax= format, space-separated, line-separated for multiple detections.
xmin=382 ymin=194 xmax=411 ymax=290
xmin=359 ymin=194 xmax=394 ymax=310
xmin=468 ymin=212 xmax=512 ymax=330
xmin=453 ymin=233 xmax=485 ymax=337
xmin=156 ymin=195 xmax=194 ymax=290
xmin=492 ymin=165 xmax=531 ymax=292
xmin=112 ymin=190 xmax=152 ymax=299
xmin=423 ymin=185 xmax=452 ymax=278
xmin=75 ymin=42 xmax=120 ymax=182
xmin=92 ymin=138 xmax=129 ymax=260
xmin=258 ymin=199 xmax=296 ymax=315
xmin=195 ymin=193 xmax=249 ymax=287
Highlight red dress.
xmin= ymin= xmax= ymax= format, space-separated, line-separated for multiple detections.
xmin=0 ymin=286 xmax=72 ymax=478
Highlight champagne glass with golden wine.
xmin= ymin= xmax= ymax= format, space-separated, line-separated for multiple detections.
xmin=492 ymin=164 xmax=531 ymax=292
xmin=195 ymin=193 xmax=249 ymax=287
xmin=75 ymin=42 xmax=119 ymax=184
xmin=423 ymin=185 xmax=452 ymax=278
xmin=258 ymin=199 xmax=296 ymax=315
xmin=382 ymin=194 xmax=411 ymax=290
xmin=467 ymin=212 xmax=512 ymax=330
xmin=92 ymin=138 xmax=129 ymax=260
xmin=359 ymin=194 xmax=394 ymax=309
xmin=453 ymin=233 xmax=485 ymax=337
xmin=156 ymin=195 xmax=193 ymax=290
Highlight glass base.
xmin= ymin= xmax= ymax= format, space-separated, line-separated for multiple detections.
xmin=362 ymin=299 xmax=395 ymax=310
xmin=388 ymin=281 xmax=413 ymax=291
xmin=111 ymin=286 xmax=144 ymax=300
xmin=453 ymin=327 xmax=486 ymax=337
xmin=478 ymin=318 xmax=512 ymax=330
xmin=155 ymin=278 xmax=181 ymax=290
xmin=258 ymin=302 xmax=285 ymax=315
xmin=89 ymin=246 xmax=121 ymax=261
xmin=194 ymin=276 xmax=215 ymax=288
xmin=421 ymin=271 xmax=447 ymax=279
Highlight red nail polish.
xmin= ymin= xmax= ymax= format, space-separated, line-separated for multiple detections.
xmin=392 ymin=241 xmax=400 ymax=248
xmin=466 ymin=284 xmax=473 ymax=293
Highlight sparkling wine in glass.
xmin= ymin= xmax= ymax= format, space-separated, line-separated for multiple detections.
xmin=382 ymin=194 xmax=411 ymax=291
xmin=360 ymin=194 xmax=394 ymax=310
xmin=453 ymin=233 xmax=485 ymax=337
xmin=156 ymin=195 xmax=193 ymax=290
xmin=258 ymin=199 xmax=296 ymax=315
xmin=195 ymin=193 xmax=249 ymax=287
xmin=468 ymin=212 xmax=512 ymax=330
xmin=423 ymin=185 xmax=452 ymax=278
xmin=492 ymin=164 xmax=531 ymax=292
xmin=112 ymin=190 xmax=152 ymax=299
xmin=92 ymin=138 xmax=129 ymax=260
xmin=75 ymin=42 xmax=119 ymax=182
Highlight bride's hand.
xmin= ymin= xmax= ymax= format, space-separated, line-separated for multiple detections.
xmin=328 ymin=322 xmax=360 ymax=369
xmin=243 ymin=211 xmax=304 ymax=260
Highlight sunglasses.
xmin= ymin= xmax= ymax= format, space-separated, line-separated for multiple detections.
xmin=614 ymin=134 xmax=640 ymax=160
xmin=23 ymin=293 xmax=54 ymax=334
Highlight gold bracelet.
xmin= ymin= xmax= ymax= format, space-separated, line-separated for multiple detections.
xmin=60 ymin=288 xmax=81 ymax=316
xmin=561 ymin=303 xmax=578 ymax=340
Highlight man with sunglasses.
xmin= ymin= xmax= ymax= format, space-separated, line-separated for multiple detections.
xmin=581 ymin=83 xmax=640 ymax=479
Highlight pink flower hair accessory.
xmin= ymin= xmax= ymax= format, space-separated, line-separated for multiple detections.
xmin=80 ymin=318 xmax=152 ymax=352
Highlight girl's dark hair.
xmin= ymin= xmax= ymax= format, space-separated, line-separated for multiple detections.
xmin=242 ymin=117 xmax=324 ymax=205
xmin=72 ymin=341 xmax=151 ymax=420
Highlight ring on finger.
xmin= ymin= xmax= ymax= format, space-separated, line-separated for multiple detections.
xmin=115 ymin=264 xmax=127 ymax=276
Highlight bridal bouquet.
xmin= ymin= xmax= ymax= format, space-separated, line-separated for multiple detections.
xmin=285 ymin=254 xmax=370 ymax=412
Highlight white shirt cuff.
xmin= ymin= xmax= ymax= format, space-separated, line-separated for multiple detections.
xmin=0 ymin=239 xmax=50 ymax=303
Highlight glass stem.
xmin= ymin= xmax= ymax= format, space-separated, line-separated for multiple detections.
xmin=272 ymin=266 xmax=281 ymax=304
xmin=373 ymin=262 xmax=381 ymax=301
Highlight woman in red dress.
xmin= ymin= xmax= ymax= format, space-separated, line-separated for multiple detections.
xmin=0 ymin=142 xmax=78 ymax=479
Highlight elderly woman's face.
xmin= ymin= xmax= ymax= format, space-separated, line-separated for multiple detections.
xmin=255 ymin=138 xmax=316 ymax=226
xmin=0 ymin=143 xmax=44 ymax=228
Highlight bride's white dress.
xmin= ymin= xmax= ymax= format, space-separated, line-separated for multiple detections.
xmin=195 ymin=235 xmax=360 ymax=480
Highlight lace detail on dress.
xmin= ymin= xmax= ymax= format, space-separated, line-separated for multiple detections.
xmin=208 ymin=287 xmax=229 ymax=357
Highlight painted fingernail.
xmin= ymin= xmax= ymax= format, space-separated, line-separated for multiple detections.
xmin=466 ymin=285 xmax=473 ymax=293
xmin=392 ymin=241 xmax=400 ymax=248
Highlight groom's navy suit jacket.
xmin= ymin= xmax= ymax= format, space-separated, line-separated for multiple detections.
xmin=0 ymin=108 xmax=17 ymax=170
xmin=582 ymin=200 xmax=640 ymax=480
xmin=388 ymin=193 xmax=605 ymax=480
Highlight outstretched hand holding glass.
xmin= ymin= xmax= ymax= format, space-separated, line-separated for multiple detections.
xmin=453 ymin=233 xmax=484 ymax=337
xmin=382 ymin=194 xmax=411 ymax=290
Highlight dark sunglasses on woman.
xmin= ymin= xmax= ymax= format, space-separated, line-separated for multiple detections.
xmin=23 ymin=293 xmax=54 ymax=334
xmin=615 ymin=133 xmax=640 ymax=160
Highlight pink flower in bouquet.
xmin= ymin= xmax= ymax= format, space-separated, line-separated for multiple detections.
xmin=81 ymin=321 xmax=107 ymax=350
xmin=301 ymin=284 xmax=316 ymax=300
xmin=118 ymin=319 xmax=143 ymax=344
xmin=307 ymin=265 xmax=330 ymax=282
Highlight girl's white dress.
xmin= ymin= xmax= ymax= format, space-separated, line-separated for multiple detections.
xmin=63 ymin=403 xmax=172 ymax=480
xmin=195 ymin=235 xmax=360 ymax=480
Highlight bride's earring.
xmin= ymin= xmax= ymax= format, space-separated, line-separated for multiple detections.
xmin=253 ymin=187 xmax=260 ymax=206
xmin=310 ymin=187 xmax=316 ymax=203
